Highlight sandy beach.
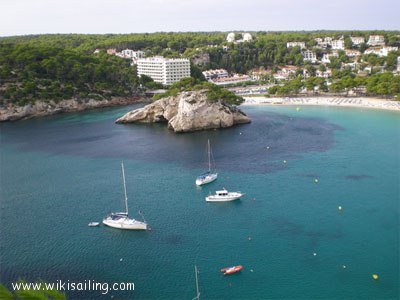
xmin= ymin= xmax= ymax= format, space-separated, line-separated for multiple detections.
xmin=243 ymin=96 xmax=400 ymax=111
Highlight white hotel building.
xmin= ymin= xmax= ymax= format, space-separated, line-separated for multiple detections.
xmin=137 ymin=57 xmax=190 ymax=85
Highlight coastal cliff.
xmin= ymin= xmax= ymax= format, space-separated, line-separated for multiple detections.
xmin=116 ymin=90 xmax=251 ymax=132
xmin=0 ymin=97 xmax=148 ymax=122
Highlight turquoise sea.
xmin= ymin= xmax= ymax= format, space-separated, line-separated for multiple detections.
xmin=0 ymin=104 xmax=399 ymax=299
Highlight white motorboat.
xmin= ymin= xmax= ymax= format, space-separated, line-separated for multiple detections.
xmin=196 ymin=140 xmax=218 ymax=186
xmin=205 ymin=188 xmax=244 ymax=202
xmin=103 ymin=162 xmax=148 ymax=230
xmin=88 ymin=222 xmax=100 ymax=227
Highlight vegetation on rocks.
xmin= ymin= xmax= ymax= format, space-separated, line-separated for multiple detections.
xmin=153 ymin=77 xmax=244 ymax=105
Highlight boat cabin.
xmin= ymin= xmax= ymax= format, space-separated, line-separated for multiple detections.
xmin=216 ymin=189 xmax=228 ymax=196
xmin=109 ymin=212 xmax=128 ymax=220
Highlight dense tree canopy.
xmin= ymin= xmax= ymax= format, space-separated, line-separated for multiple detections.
xmin=0 ymin=30 xmax=399 ymax=106
xmin=268 ymin=72 xmax=400 ymax=97
xmin=0 ymin=44 xmax=141 ymax=105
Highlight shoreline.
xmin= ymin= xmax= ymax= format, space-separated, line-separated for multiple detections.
xmin=242 ymin=96 xmax=400 ymax=112
xmin=0 ymin=97 xmax=150 ymax=122
xmin=2 ymin=95 xmax=399 ymax=122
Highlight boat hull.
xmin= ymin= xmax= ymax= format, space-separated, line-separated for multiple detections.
xmin=220 ymin=265 xmax=243 ymax=275
xmin=103 ymin=218 xmax=147 ymax=230
xmin=205 ymin=192 xmax=243 ymax=202
xmin=195 ymin=173 xmax=218 ymax=186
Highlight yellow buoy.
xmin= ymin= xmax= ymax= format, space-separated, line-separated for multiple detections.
xmin=372 ymin=274 xmax=379 ymax=280
xmin=338 ymin=206 xmax=342 ymax=211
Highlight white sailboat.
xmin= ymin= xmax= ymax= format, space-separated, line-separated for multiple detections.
xmin=192 ymin=265 xmax=200 ymax=300
xmin=103 ymin=162 xmax=148 ymax=230
xmin=195 ymin=139 xmax=218 ymax=186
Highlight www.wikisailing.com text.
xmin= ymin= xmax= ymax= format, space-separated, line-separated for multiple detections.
xmin=12 ymin=280 xmax=134 ymax=295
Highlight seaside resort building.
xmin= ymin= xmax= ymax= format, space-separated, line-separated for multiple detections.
xmin=137 ymin=57 xmax=191 ymax=85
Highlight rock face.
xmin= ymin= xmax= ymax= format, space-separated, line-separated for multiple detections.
xmin=0 ymin=97 xmax=146 ymax=122
xmin=116 ymin=90 xmax=251 ymax=132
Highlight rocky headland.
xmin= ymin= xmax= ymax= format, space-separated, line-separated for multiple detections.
xmin=116 ymin=90 xmax=251 ymax=132
xmin=0 ymin=97 xmax=148 ymax=122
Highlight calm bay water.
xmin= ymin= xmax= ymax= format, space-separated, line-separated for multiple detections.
xmin=0 ymin=104 xmax=399 ymax=299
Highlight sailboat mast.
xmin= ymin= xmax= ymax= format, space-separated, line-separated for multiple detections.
xmin=194 ymin=265 xmax=200 ymax=300
xmin=207 ymin=139 xmax=211 ymax=172
xmin=121 ymin=162 xmax=128 ymax=215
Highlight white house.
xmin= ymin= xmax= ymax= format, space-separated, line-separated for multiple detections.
xmin=316 ymin=69 xmax=332 ymax=78
xmin=227 ymin=32 xmax=253 ymax=43
xmin=243 ymin=33 xmax=253 ymax=42
xmin=367 ymin=35 xmax=385 ymax=46
xmin=227 ymin=32 xmax=235 ymax=43
xmin=202 ymin=69 xmax=229 ymax=80
xmin=315 ymin=37 xmax=333 ymax=48
xmin=345 ymin=49 xmax=361 ymax=57
xmin=364 ymin=47 xmax=381 ymax=56
xmin=280 ymin=66 xmax=298 ymax=74
xmin=249 ymin=68 xmax=271 ymax=80
xmin=331 ymin=39 xmax=345 ymax=50
xmin=321 ymin=51 xmax=339 ymax=64
xmin=364 ymin=47 xmax=398 ymax=57
xmin=272 ymin=72 xmax=290 ymax=81
xmin=210 ymin=74 xmax=251 ymax=85
xmin=350 ymin=36 xmax=365 ymax=46
xmin=133 ymin=50 xmax=145 ymax=59
xmin=379 ymin=47 xmax=398 ymax=57
xmin=342 ymin=62 xmax=360 ymax=71
xmin=137 ymin=56 xmax=190 ymax=85
xmin=120 ymin=49 xmax=135 ymax=58
xmin=130 ymin=51 xmax=146 ymax=65
xmin=287 ymin=42 xmax=306 ymax=49
xmin=302 ymin=50 xmax=317 ymax=63
xmin=397 ymin=57 xmax=400 ymax=72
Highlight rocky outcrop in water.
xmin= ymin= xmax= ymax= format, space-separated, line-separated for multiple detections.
xmin=116 ymin=90 xmax=251 ymax=132
xmin=0 ymin=97 xmax=147 ymax=122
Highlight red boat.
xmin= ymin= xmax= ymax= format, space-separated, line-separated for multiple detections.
xmin=220 ymin=265 xmax=243 ymax=275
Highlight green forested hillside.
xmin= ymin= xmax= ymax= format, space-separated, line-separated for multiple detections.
xmin=0 ymin=31 xmax=399 ymax=106
xmin=0 ymin=44 xmax=141 ymax=105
